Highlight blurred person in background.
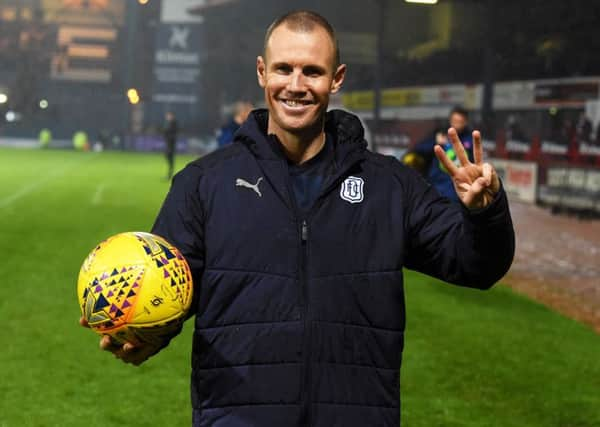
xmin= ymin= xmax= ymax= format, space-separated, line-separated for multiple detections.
xmin=404 ymin=106 xmax=474 ymax=203
xmin=505 ymin=113 xmax=527 ymax=142
xmin=216 ymin=101 xmax=253 ymax=148
xmin=163 ymin=111 xmax=178 ymax=180
xmin=594 ymin=123 xmax=600 ymax=146
xmin=576 ymin=111 xmax=593 ymax=143
xmin=560 ymin=118 xmax=575 ymax=146
xmin=84 ymin=11 xmax=514 ymax=427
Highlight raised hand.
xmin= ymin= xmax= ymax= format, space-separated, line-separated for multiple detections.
xmin=434 ymin=128 xmax=500 ymax=209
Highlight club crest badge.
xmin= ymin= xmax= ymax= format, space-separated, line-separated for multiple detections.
xmin=340 ymin=176 xmax=364 ymax=204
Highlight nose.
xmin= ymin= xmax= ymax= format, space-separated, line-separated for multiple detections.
xmin=287 ymin=70 xmax=306 ymax=93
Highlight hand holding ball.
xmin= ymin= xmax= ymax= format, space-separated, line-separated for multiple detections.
xmin=77 ymin=232 xmax=193 ymax=353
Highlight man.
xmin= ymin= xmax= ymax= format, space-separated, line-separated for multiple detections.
xmin=405 ymin=106 xmax=474 ymax=202
xmin=163 ymin=111 xmax=178 ymax=180
xmin=216 ymin=101 xmax=253 ymax=148
xmin=83 ymin=10 xmax=514 ymax=426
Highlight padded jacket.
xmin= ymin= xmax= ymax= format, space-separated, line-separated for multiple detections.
xmin=152 ymin=109 xmax=515 ymax=427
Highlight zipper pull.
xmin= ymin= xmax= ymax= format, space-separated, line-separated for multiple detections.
xmin=301 ymin=220 xmax=308 ymax=242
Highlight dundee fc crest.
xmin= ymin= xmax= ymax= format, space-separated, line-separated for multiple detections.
xmin=340 ymin=176 xmax=364 ymax=204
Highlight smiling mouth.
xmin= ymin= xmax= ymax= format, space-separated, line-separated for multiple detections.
xmin=280 ymin=99 xmax=312 ymax=107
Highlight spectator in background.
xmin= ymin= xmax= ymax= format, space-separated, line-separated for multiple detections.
xmin=559 ymin=118 xmax=575 ymax=146
xmin=163 ymin=111 xmax=178 ymax=180
xmin=594 ymin=123 xmax=600 ymax=146
xmin=216 ymin=101 xmax=253 ymax=148
xmin=404 ymin=106 xmax=474 ymax=203
xmin=505 ymin=114 xmax=527 ymax=142
xmin=576 ymin=111 xmax=593 ymax=143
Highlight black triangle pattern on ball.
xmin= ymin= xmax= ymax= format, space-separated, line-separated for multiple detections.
xmin=84 ymin=267 xmax=146 ymax=329
xmin=93 ymin=293 xmax=110 ymax=311
xmin=158 ymin=243 xmax=176 ymax=260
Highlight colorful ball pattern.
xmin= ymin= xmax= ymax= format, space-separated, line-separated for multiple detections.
xmin=77 ymin=232 xmax=193 ymax=346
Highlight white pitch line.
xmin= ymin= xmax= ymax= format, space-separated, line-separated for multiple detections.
xmin=0 ymin=175 xmax=64 ymax=209
xmin=91 ymin=183 xmax=106 ymax=205
xmin=0 ymin=155 xmax=96 ymax=209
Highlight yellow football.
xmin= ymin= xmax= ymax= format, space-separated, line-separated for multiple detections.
xmin=77 ymin=232 xmax=193 ymax=346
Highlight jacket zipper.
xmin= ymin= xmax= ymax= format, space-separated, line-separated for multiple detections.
xmin=282 ymin=150 xmax=364 ymax=426
xmin=297 ymin=156 xmax=365 ymax=426
xmin=299 ymin=219 xmax=312 ymax=426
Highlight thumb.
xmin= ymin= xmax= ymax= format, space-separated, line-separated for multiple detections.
xmin=123 ymin=342 xmax=137 ymax=352
xmin=471 ymin=177 xmax=488 ymax=195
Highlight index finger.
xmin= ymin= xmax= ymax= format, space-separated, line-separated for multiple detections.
xmin=448 ymin=127 xmax=470 ymax=166
xmin=473 ymin=130 xmax=483 ymax=165
xmin=434 ymin=144 xmax=459 ymax=176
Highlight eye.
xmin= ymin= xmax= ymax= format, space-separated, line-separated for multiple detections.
xmin=275 ymin=64 xmax=292 ymax=74
xmin=303 ymin=66 xmax=324 ymax=77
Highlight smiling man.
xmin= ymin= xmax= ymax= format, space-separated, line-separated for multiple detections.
xmin=256 ymin=14 xmax=345 ymax=164
xmin=88 ymin=10 xmax=515 ymax=427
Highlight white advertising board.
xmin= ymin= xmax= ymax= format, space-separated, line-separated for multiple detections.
xmin=490 ymin=159 xmax=538 ymax=203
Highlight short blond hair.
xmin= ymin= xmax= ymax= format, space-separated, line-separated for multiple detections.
xmin=263 ymin=10 xmax=340 ymax=69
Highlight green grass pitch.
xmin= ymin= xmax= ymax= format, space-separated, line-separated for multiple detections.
xmin=0 ymin=147 xmax=598 ymax=426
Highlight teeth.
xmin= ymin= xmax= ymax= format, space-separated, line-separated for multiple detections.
xmin=284 ymin=100 xmax=306 ymax=107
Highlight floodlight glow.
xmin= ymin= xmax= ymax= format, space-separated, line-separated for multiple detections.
xmin=39 ymin=99 xmax=49 ymax=109
xmin=0 ymin=93 xmax=7 ymax=104
xmin=405 ymin=0 xmax=438 ymax=4
xmin=127 ymin=88 xmax=141 ymax=105
xmin=138 ymin=0 xmax=149 ymax=4
xmin=6 ymin=111 xmax=16 ymax=122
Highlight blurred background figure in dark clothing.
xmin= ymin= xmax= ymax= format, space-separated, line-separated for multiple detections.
xmin=216 ymin=101 xmax=253 ymax=148
xmin=576 ymin=111 xmax=593 ymax=144
xmin=403 ymin=106 xmax=474 ymax=203
xmin=163 ymin=111 xmax=178 ymax=180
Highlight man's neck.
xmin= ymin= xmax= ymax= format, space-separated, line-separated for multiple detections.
xmin=269 ymin=122 xmax=326 ymax=165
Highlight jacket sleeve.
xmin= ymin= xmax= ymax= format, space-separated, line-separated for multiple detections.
xmin=151 ymin=164 xmax=205 ymax=318
xmin=398 ymin=162 xmax=515 ymax=289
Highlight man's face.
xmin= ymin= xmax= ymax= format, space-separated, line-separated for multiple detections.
xmin=449 ymin=112 xmax=467 ymax=133
xmin=257 ymin=25 xmax=346 ymax=137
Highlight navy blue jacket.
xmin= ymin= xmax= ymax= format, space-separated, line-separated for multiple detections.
xmin=152 ymin=109 xmax=515 ymax=427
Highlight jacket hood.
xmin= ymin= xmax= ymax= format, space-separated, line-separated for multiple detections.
xmin=234 ymin=108 xmax=368 ymax=162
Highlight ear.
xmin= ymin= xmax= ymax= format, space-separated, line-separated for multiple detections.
xmin=257 ymin=56 xmax=267 ymax=88
xmin=330 ymin=63 xmax=347 ymax=94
